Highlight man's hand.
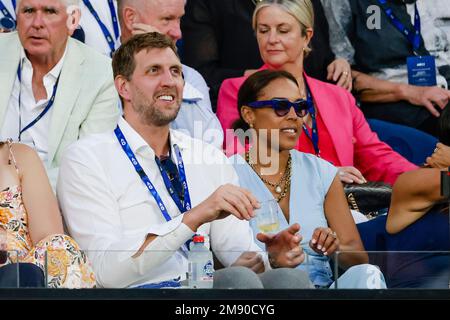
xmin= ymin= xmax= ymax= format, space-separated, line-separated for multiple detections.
xmin=257 ymin=223 xmax=304 ymax=268
xmin=327 ymin=58 xmax=352 ymax=91
xmin=426 ymin=142 xmax=450 ymax=168
xmin=337 ymin=166 xmax=367 ymax=184
xmin=131 ymin=23 xmax=161 ymax=36
xmin=183 ymin=184 xmax=260 ymax=231
xmin=402 ymin=85 xmax=450 ymax=117
xmin=309 ymin=227 xmax=340 ymax=257
xmin=231 ymin=251 xmax=265 ymax=274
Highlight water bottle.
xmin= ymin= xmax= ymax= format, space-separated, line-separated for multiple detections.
xmin=187 ymin=235 xmax=214 ymax=288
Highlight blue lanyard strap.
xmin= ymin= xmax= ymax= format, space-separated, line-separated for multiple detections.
xmin=107 ymin=0 xmax=120 ymax=40
xmin=377 ymin=0 xmax=421 ymax=52
xmin=136 ymin=278 xmax=182 ymax=289
xmin=82 ymin=0 xmax=119 ymax=56
xmin=114 ymin=126 xmax=192 ymax=221
xmin=115 ymin=125 xmax=193 ymax=254
xmin=154 ymin=147 xmax=192 ymax=213
xmin=16 ymin=64 xmax=61 ymax=141
xmin=0 ymin=0 xmax=14 ymax=20
xmin=301 ymin=81 xmax=319 ymax=156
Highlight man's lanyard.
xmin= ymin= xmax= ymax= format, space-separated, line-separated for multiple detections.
xmin=82 ymin=0 xmax=119 ymax=56
xmin=16 ymin=64 xmax=61 ymax=141
xmin=114 ymin=125 xmax=192 ymax=223
xmin=301 ymin=82 xmax=319 ymax=156
xmin=377 ymin=0 xmax=421 ymax=53
xmin=0 ymin=0 xmax=15 ymax=21
xmin=155 ymin=150 xmax=192 ymax=214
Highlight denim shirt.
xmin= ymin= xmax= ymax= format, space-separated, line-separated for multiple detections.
xmin=230 ymin=150 xmax=338 ymax=287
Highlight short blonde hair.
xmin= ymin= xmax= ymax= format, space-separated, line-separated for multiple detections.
xmin=252 ymin=0 xmax=314 ymax=55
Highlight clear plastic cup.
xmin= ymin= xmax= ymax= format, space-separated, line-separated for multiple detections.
xmin=255 ymin=199 xmax=280 ymax=233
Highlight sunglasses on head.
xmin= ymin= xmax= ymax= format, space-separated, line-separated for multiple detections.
xmin=247 ymin=98 xmax=309 ymax=117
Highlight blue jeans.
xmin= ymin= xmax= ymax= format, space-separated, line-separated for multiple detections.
xmin=357 ymin=209 xmax=450 ymax=288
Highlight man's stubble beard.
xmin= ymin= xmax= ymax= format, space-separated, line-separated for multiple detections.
xmin=132 ymin=88 xmax=182 ymax=127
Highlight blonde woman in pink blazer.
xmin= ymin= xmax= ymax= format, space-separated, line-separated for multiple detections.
xmin=217 ymin=0 xmax=416 ymax=185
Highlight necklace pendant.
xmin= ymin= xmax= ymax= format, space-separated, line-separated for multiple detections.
xmin=275 ymin=185 xmax=282 ymax=194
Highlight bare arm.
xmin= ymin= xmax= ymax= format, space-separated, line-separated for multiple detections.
xmin=353 ymin=70 xmax=450 ymax=117
xmin=322 ymin=175 xmax=368 ymax=269
xmin=386 ymin=168 xmax=446 ymax=234
xmin=352 ymin=70 xmax=405 ymax=103
xmin=16 ymin=144 xmax=64 ymax=246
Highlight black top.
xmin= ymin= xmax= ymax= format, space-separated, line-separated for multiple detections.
xmin=181 ymin=0 xmax=336 ymax=109
xmin=348 ymin=0 xmax=429 ymax=73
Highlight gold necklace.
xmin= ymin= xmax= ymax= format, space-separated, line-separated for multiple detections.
xmin=245 ymin=151 xmax=292 ymax=202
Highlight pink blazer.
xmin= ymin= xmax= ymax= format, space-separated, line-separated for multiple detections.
xmin=216 ymin=71 xmax=417 ymax=185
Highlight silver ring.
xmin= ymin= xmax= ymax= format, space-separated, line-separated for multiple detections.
xmin=342 ymin=71 xmax=349 ymax=76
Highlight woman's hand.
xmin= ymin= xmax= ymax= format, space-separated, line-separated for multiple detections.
xmin=426 ymin=143 xmax=450 ymax=169
xmin=337 ymin=166 xmax=367 ymax=184
xmin=257 ymin=223 xmax=305 ymax=268
xmin=309 ymin=227 xmax=340 ymax=257
xmin=327 ymin=58 xmax=352 ymax=91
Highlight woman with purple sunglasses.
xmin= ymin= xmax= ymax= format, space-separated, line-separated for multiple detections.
xmin=218 ymin=0 xmax=417 ymax=186
xmin=229 ymin=69 xmax=387 ymax=288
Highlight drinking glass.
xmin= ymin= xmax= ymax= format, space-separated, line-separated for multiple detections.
xmin=255 ymin=199 xmax=280 ymax=233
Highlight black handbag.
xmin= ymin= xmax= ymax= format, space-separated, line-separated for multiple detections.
xmin=343 ymin=182 xmax=392 ymax=219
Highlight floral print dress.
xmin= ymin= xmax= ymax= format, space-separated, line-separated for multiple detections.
xmin=0 ymin=141 xmax=95 ymax=288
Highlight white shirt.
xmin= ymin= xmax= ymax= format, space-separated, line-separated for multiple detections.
xmin=79 ymin=0 xmax=121 ymax=57
xmin=0 ymin=47 xmax=67 ymax=163
xmin=57 ymin=117 xmax=263 ymax=288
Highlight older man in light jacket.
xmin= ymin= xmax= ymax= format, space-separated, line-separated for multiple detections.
xmin=0 ymin=0 xmax=120 ymax=188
